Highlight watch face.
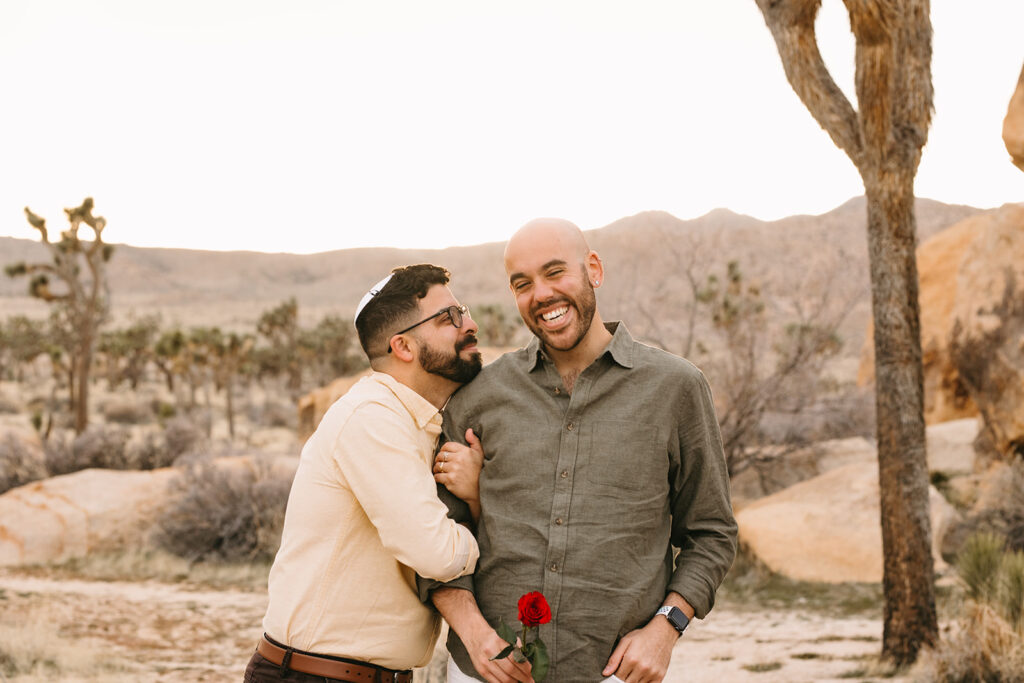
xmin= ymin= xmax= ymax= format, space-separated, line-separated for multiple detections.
xmin=668 ymin=607 xmax=689 ymax=632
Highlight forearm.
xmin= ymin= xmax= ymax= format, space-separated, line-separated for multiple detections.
xmin=432 ymin=587 xmax=491 ymax=643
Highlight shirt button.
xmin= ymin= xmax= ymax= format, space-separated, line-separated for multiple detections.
xmin=554 ymin=387 xmax=561 ymax=394
xmin=560 ymin=470 xmax=568 ymax=479
xmin=555 ymin=518 xmax=563 ymax=525
xmin=566 ymin=422 xmax=575 ymax=431
xmin=549 ymin=563 xmax=559 ymax=572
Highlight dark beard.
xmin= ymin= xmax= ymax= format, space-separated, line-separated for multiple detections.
xmin=419 ymin=335 xmax=483 ymax=384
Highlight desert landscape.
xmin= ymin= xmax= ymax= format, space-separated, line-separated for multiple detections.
xmin=3 ymin=194 xmax=1024 ymax=681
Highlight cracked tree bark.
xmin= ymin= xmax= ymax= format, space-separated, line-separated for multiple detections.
xmin=753 ymin=0 xmax=937 ymax=665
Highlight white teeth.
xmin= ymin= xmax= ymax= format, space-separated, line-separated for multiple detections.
xmin=542 ymin=306 xmax=568 ymax=322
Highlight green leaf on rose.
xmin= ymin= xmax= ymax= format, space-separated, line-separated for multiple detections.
xmin=530 ymin=638 xmax=550 ymax=682
xmin=496 ymin=617 xmax=517 ymax=646
xmin=489 ymin=644 xmax=515 ymax=661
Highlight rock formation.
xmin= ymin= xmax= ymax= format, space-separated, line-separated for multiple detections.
xmin=737 ymin=461 xmax=958 ymax=583
xmin=1004 ymin=63 xmax=1024 ymax=171
xmin=0 ymin=468 xmax=178 ymax=567
xmin=859 ymin=204 xmax=1024 ymax=445
xmin=949 ymin=203 xmax=1024 ymax=460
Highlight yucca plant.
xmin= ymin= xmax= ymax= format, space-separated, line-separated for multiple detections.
xmin=1001 ymin=550 xmax=1024 ymax=632
xmin=958 ymin=531 xmax=1006 ymax=604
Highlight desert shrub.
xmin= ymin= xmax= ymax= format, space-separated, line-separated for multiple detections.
xmin=1003 ymin=551 xmax=1024 ymax=631
xmin=42 ymin=425 xmax=137 ymax=474
xmin=73 ymin=424 xmax=131 ymax=469
xmin=163 ymin=416 xmax=207 ymax=460
xmin=125 ymin=430 xmax=177 ymax=470
xmin=914 ymin=602 xmax=1024 ymax=683
xmin=154 ymin=399 xmax=176 ymax=420
xmin=249 ymin=400 xmax=296 ymax=429
xmin=0 ymin=433 xmax=47 ymax=494
xmin=958 ymin=531 xmax=1005 ymax=604
xmin=154 ymin=458 xmax=292 ymax=563
xmin=102 ymin=398 xmax=154 ymax=424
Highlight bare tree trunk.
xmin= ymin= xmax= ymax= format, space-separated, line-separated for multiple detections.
xmin=75 ymin=345 xmax=91 ymax=434
xmin=226 ymin=376 xmax=236 ymax=439
xmin=864 ymin=175 xmax=937 ymax=662
xmin=753 ymin=0 xmax=938 ymax=664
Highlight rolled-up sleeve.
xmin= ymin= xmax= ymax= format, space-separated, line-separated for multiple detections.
xmin=337 ymin=401 xmax=479 ymax=582
xmin=667 ymin=370 xmax=738 ymax=618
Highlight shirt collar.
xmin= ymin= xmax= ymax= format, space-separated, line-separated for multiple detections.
xmin=370 ymin=371 xmax=442 ymax=430
xmin=521 ymin=321 xmax=635 ymax=371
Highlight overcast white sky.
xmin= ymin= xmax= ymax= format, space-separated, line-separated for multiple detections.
xmin=1 ymin=1 xmax=1021 ymax=254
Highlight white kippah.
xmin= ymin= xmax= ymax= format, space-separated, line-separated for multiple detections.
xmin=353 ymin=273 xmax=394 ymax=325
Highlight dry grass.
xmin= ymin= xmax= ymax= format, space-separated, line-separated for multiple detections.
xmin=0 ymin=602 xmax=124 ymax=680
xmin=17 ymin=548 xmax=271 ymax=592
xmin=913 ymin=602 xmax=1024 ymax=682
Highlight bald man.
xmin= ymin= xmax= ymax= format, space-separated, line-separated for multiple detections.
xmin=421 ymin=220 xmax=738 ymax=683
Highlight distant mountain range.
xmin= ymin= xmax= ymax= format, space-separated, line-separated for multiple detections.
xmin=0 ymin=196 xmax=986 ymax=374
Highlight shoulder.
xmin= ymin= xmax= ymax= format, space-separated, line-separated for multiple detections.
xmin=319 ymin=379 xmax=410 ymax=437
xmin=631 ymin=339 xmax=707 ymax=386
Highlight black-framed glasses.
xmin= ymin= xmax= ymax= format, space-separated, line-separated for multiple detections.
xmin=387 ymin=304 xmax=470 ymax=353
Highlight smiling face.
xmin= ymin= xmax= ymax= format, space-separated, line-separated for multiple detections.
xmin=504 ymin=219 xmax=603 ymax=353
xmin=406 ymin=284 xmax=482 ymax=383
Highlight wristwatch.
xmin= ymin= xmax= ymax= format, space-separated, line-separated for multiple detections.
xmin=656 ymin=605 xmax=690 ymax=635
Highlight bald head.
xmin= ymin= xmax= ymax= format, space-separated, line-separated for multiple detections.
xmin=504 ymin=218 xmax=590 ymax=272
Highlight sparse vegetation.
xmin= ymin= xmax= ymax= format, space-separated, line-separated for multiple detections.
xmin=913 ymin=531 xmax=1024 ymax=681
xmin=0 ymin=432 xmax=47 ymax=494
xmin=719 ymin=545 xmax=887 ymax=617
xmin=155 ymin=458 xmax=292 ymax=563
xmin=5 ymin=198 xmax=114 ymax=434
xmin=0 ymin=607 xmax=120 ymax=680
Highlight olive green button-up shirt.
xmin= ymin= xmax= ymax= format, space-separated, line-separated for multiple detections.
xmin=423 ymin=323 xmax=737 ymax=682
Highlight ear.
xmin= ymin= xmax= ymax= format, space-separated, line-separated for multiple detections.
xmin=389 ymin=334 xmax=417 ymax=363
xmin=585 ymin=250 xmax=604 ymax=287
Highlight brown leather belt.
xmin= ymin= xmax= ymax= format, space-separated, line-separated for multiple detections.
xmin=256 ymin=634 xmax=413 ymax=683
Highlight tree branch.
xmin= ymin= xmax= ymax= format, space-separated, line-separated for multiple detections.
xmin=754 ymin=0 xmax=865 ymax=168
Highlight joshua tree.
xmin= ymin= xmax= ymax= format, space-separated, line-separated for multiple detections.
xmin=257 ymin=298 xmax=302 ymax=397
xmin=754 ymin=0 xmax=937 ymax=663
xmin=5 ymin=198 xmax=113 ymax=434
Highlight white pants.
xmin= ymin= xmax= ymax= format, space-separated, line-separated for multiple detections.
xmin=446 ymin=656 xmax=624 ymax=682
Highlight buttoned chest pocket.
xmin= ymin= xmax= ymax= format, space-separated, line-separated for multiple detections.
xmin=585 ymin=419 xmax=665 ymax=491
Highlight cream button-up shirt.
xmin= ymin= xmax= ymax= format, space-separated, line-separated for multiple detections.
xmin=263 ymin=372 xmax=479 ymax=669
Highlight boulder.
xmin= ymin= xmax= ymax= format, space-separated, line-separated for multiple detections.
xmin=0 ymin=467 xmax=178 ymax=567
xmin=858 ymin=203 xmax=1024 ymax=441
xmin=948 ymin=204 xmax=1024 ymax=460
xmin=736 ymin=461 xmax=958 ymax=583
xmin=730 ymin=421 xmax=975 ymax=508
xmin=1004 ymin=64 xmax=1024 ymax=172
xmin=926 ymin=418 xmax=979 ymax=475
xmin=297 ymin=370 xmax=372 ymax=442
xmin=857 ymin=216 xmax=980 ymax=424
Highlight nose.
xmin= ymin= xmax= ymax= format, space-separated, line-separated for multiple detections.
xmin=462 ymin=312 xmax=479 ymax=336
xmin=533 ymin=280 xmax=555 ymax=302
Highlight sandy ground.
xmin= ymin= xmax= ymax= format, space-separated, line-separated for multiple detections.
xmin=0 ymin=571 xmax=907 ymax=683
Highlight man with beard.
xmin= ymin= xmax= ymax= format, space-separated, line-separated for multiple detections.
xmin=246 ymin=264 xmax=486 ymax=683
xmin=422 ymin=220 xmax=738 ymax=683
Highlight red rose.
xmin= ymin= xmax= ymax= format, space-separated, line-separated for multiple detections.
xmin=517 ymin=591 xmax=552 ymax=627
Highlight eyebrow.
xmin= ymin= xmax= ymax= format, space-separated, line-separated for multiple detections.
xmin=508 ymin=259 xmax=569 ymax=285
